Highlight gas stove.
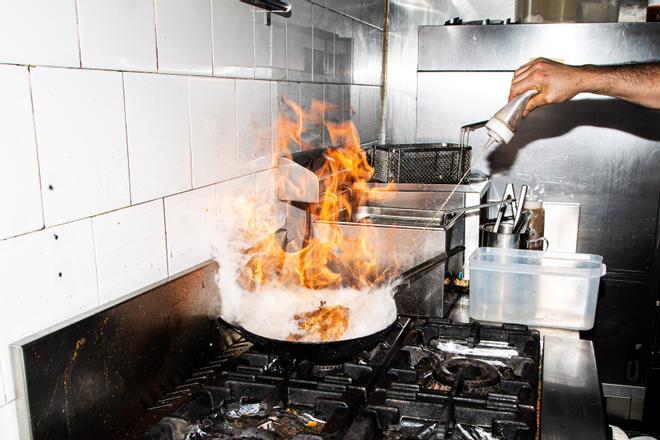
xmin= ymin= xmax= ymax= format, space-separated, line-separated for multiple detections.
xmin=11 ymin=261 xmax=606 ymax=440
xmin=141 ymin=318 xmax=540 ymax=440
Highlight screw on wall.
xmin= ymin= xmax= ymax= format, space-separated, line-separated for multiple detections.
xmin=48 ymin=184 xmax=54 ymax=191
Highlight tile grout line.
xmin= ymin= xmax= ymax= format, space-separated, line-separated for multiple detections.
xmin=209 ymin=0 xmax=215 ymax=76
xmin=120 ymin=73 xmax=133 ymax=206
xmin=0 ymin=61 xmax=382 ymax=87
xmin=153 ymin=0 xmax=160 ymax=72
xmin=25 ymin=66 xmax=47 ymax=231
xmin=161 ymin=198 xmax=171 ymax=277
xmin=187 ymin=78 xmax=194 ymax=189
xmin=74 ymin=0 xmax=83 ymax=68
xmin=89 ymin=217 xmax=102 ymax=306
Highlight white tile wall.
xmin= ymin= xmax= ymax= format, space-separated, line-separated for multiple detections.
xmin=0 ymin=0 xmax=79 ymax=67
xmin=124 ymin=73 xmax=192 ymax=203
xmin=333 ymin=13 xmax=353 ymax=84
xmin=0 ymin=219 xmax=98 ymax=402
xmin=212 ymin=0 xmax=255 ymax=78
xmin=287 ymin=0 xmax=313 ymax=81
xmin=0 ymin=362 xmax=5 ymax=405
xmin=300 ymin=82 xmax=324 ymax=149
xmin=236 ymin=80 xmax=272 ymax=174
xmin=352 ymin=21 xmax=369 ymax=85
xmin=189 ymin=77 xmax=237 ymax=187
xmin=254 ymin=9 xmax=286 ymax=80
xmin=31 ymin=67 xmax=130 ymax=226
xmin=156 ymin=0 xmax=213 ymax=75
xmin=271 ymin=81 xmax=301 ymax=153
xmin=0 ymin=0 xmax=385 ymax=434
xmin=312 ymin=5 xmax=335 ymax=82
xmin=78 ymin=0 xmax=157 ymax=71
xmin=93 ymin=200 xmax=167 ymax=303
xmin=165 ymin=185 xmax=218 ymax=274
xmin=0 ymin=401 xmax=19 ymax=440
xmin=0 ymin=65 xmax=43 ymax=240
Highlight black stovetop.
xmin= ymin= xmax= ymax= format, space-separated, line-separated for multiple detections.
xmin=141 ymin=318 xmax=540 ymax=440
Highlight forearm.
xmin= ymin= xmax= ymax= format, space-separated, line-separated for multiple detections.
xmin=580 ymin=63 xmax=660 ymax=109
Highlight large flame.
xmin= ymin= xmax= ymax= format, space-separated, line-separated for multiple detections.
xmin=234 ymin=98 xmax=394 ymax=295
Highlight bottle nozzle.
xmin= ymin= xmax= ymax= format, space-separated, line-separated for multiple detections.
xmin=485 ymin=89 xmax=539 ymax=144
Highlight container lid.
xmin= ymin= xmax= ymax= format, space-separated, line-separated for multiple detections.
xmin=468 ymin=247 xmax=606 ymax=278
xmin=523 ymin=196 xmax=543 ymax=210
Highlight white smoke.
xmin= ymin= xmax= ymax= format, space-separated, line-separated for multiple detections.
xmin=212 ymin=187 xmax=397 ymax=342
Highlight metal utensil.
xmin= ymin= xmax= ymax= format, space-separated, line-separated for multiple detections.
xmin=494 ymin=183 xmax=515 ymax=232
xmin=514 ymin=210 xmax=531 ymax=234
xmin=513 ymin=185 xmax=528 ymax=232
xmin=480 ymin=222 xmax=530 ymax=249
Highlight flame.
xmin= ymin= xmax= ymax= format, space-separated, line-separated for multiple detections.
xmin=234 ymin=98 xmax=394 ymax=295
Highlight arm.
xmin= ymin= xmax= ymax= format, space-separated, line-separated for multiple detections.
xmin=509 ymin=58 xmax=660 ymax=116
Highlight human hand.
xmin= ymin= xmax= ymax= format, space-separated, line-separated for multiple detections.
xmin=509 ymin=58 xmax=587 ymax=116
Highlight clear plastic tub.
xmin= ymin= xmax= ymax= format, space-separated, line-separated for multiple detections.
xmin=468 ymin=247 xmax=606 ymax=330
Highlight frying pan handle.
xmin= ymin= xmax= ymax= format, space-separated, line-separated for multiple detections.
xmin=394 ymin=246 xmax=465 ymax=289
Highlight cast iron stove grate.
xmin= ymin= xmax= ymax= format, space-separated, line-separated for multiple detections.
xmin=141 ymin=318 xmax=540 ymax=440
xmin=142 ymin=318 xmax=410 ymax=439
xmin=344 ymin=319 xmax=540 ymax=439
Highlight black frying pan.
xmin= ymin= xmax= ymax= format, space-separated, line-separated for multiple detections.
xmin=218 ymin=248 xmax=464 ymax=362
xmin=218 ymin=315 xmax=396 ymax=362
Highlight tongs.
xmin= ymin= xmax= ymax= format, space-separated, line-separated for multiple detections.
xmin=440 ymin=199 xmax=517 ymax=222
xmin=493 ymin=183 xmax=528 ymax=233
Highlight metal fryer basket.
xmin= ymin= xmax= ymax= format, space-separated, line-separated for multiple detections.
xmin=367 ymin=143 xmax=471 ymax=184
xmin=357 ymin=215 xmax=446 ymax=229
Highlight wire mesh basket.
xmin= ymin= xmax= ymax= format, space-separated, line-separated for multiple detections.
xmin=367 ymin=143 xmax=471 ymax=184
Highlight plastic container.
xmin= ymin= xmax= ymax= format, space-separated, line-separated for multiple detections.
xmin=468 ymin=247 xmax=606 ymax=330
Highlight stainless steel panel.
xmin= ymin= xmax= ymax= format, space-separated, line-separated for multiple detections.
xmin=312 ymin=4 xmax=335 ymax=82
xmin=541 ymin=336 xmax=608 ymax=440
xmin=352 ymin=20 xmax=370 ymax=84
xmin=343 ymin=0 xmax=362 ymax=21
xmin=341 ymin=84 xmax=352 ymax=122
xmin=602 ymin=382 xmax=646 ymax=421
xmin=417 ymin=70 xmax=660 ymax=272
xmin=277 ymin=156 xmax=320 ymax=203
xmin=387 ymin=0 xmax=517 ymax=144
xmin=312 ymin=210 xmax=464 ymax=275
xmin=254 ymin=9 xmax=287 ymax=80
xmin=287 ymin=0 xmax=313 ymax=81
xmin=358 ymin=86 xmax=376 ymax=143
xmin=364 ymin=180 xmax=490 ymax=269
xmin=361 ymin=0 xmax=385 ymax=29
xmin=212 ymin=0 xmax=255 ymax=78
xmin=367 ymin=27 xmax=384 ymax=85
xmin=349 ymin=84 xmax=361 ymax=127
xmin=11 ymin=261 xmax=232 ymax=440
xmin=236 ymin=80 xmax=273 ymax=174
xmin=419 ymin=23 xmax=660 ymax=71
xmin=324 ymin=83 xmax=343 ymax=146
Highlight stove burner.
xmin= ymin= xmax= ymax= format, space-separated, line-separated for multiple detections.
xmin=434 ymin=357 xmax=500 ymax=391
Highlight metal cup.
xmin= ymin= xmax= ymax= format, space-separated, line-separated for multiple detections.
xmin=480 ymin=222 xmax=548 ymax=250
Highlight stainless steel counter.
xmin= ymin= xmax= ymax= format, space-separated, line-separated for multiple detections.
xmin=541 ymin=335 xmax=608 ymax=439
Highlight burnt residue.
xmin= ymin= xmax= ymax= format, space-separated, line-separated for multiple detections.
xmin=18 ymin=262 xmax=228 ymax=440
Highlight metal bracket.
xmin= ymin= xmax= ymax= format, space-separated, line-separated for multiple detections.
xmin=240 ymin=0 xmax=292 ymax=18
